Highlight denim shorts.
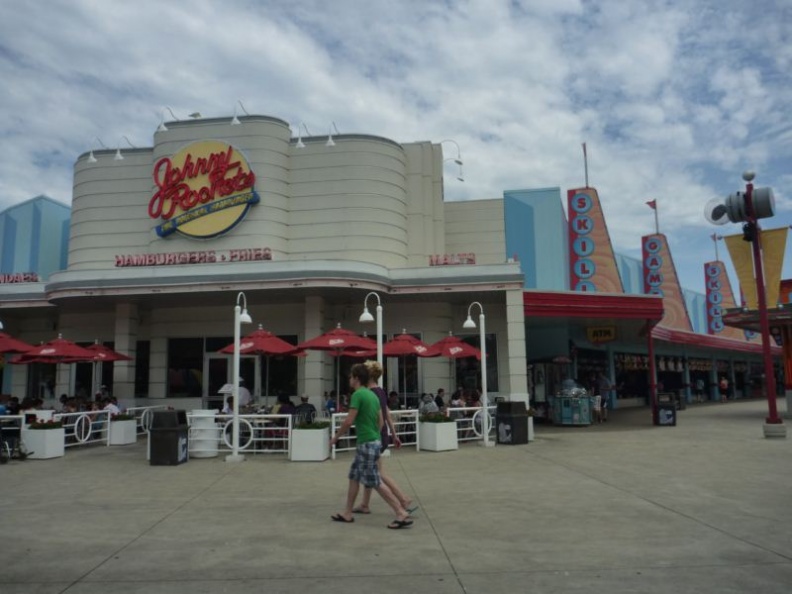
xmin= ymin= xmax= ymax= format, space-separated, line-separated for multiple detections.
xmin=348 ymin=441 xmax=382 ymax=488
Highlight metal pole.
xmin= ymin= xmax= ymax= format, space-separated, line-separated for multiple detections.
xmin=376 ymin=304 xmax=383 ymax=388
xmin=745 ymin=182 xmax=781 ymax=424
xmin=480 ymin=311 xmax=490 ymax=447
xmin=226 ymin=304 xmax=245 ymax=462
xmin=648 ymin=323 xmax=658 ymax=424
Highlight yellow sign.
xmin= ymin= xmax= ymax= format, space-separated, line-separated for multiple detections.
xmin=587 ymin=326 xmax=616 ymax=344
xmin=724 ymin=228 xmax=788 ymax=310
xmin=148 ymin=140 xmax=259 ymax=239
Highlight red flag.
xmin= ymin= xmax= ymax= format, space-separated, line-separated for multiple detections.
xmin=646 ymin=199 xmax=657 ymax=210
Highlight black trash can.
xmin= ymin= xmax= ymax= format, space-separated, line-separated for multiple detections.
xmin=655 ymin=403 xmax=677 ymax=427
xmin=675 ymin=390 xmax=687 ymax=411
xmin=149 ymin=410 xmax=189 ymax=466
xmin=495 ymin=401 xmax=529 ymax=445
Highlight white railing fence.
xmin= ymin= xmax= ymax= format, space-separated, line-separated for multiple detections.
xmin=331 ymin=410 xmax=420 ymax=459
xmin=186 ymin=412 xmax=293 ymax=456
xmin=444 ymin=406 xmax=496 ymax=443
xmin=55 ymin=410 xmax=112 ymax=448
xmin=128 ymin=405 xmax=169 ymax=436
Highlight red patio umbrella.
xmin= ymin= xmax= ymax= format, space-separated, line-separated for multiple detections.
xmin=218 ymin=325 xmax=303 ymax=400
xmin=382 ymin=331 xmax=439 ymax=408
xmin=11 ymin=334 xmax=97 ymax=364
xmin=82 ymin=342 xmax=133 ymax=363
xmin=297 ymin=324 xmax=377 ymax=401
xmin=426 ymin=332 xmax=482 ymax=360
xmin=0 ymin=331 xmax=34 ymax=354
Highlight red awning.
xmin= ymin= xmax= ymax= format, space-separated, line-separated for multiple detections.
xmin=651 ymin=325 xmax=782 ymax=356
xmin=523 ymin=291 xmax=664 ymax=320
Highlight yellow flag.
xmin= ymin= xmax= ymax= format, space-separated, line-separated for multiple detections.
xmin=761 ymin=228 xmax=788 ymax=308
xmin=723 ymin=234 xmax=756 ymax=309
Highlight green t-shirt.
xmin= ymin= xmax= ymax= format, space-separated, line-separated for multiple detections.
xmin=350 ymin=387 xmax=381 ymax=444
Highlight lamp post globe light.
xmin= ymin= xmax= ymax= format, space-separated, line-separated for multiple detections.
xmin=703 ymin=171 xmax=785 ymax=438
xmin=226 ymin=292 xmax=253 ymax=462
xmin=464 ymin=301 xmax=493 ymax=447
xmin=359 ymin=292 xmax=383 ymax=387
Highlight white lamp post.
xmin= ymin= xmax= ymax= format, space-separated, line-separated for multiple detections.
xmin=464 ymin=301 xmax=492 ymax=447
xmin=226 ymin=292 xmax=252 ymax=463
xmin=359 ymin=292 xmax=383 ymax=387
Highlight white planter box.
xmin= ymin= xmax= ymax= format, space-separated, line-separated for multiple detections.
xmin=22 ymin=428 xmax=65 ymax=459
xmin=109 ymin=420 xmax=138 ymax=445
xmin=290 ymin=428 xmax=330 ymax=461
xmin=419 ymin=421 xmax=459 ymax=452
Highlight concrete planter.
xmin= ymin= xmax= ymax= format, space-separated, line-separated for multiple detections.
xmin=419 ymin=421 xmax=458 ymax=452
xmin=290 ymin=427 xmax=330 ymax=461
xmin=109 ymin=420 xmax=138 ymax=445
xmin=22 ymin=428 xmax=65 ymax=459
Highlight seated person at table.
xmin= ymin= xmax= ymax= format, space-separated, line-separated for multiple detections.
xmin=325 ymin=390 xmax=338 ymax=415
xmin=275 ymin=393 xmax=296 ymax=416
xmin=221 ymin=396 xmax=234 ymax=415
xmin=295 ymin=395 xmax=317 ymax=424
xmin=419 ymin=394 xmax=440 ymax=416
xmin=237 ymin=378 xmax=252 ymax=407
xmin=7 ymin=397 xmax=20 ymax=415
xmin=388 ymin=391 xmax=400 ymax=411
xmin=103 ymin=397 xmax=120 ymax=415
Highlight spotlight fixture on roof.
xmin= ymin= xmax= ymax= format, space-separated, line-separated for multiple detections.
xmin=326 ymin=122 xmax=340 ymax=147
xmin=440 ymin=139 xmax=463 ymax=165
xmin=295 ymin=123 xmax=311 ymax=149
xmin=87 ymin=137 xmax=107 ymax=163
xmin=188 ymin=112 xmax=202 ymax=119
xmin=444 ymin=158 xmax=464 ymax=182
xmin=114 ymin=136 xmax=136 ymax=161
xmin=157 ymin=112 xmax=168 ymax=132
xmin=231 ymin=100 xmax=249 ymax=125
xmin=166 ymin=106 xmax=180 ymax=121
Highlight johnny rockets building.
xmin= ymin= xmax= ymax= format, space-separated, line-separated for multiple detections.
xmin=0 ymin=113 xmax=776 ymax=409
xmin=0 ymin=114 xmax=529 ymax=407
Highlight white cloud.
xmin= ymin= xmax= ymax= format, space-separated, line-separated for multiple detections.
xmin=0 ymin=0 xmax=790 ymax=292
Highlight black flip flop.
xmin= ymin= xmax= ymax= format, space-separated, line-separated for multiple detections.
xmin=331 ymin=514 xmax=354 ymax=523
xmin=387 ymin=519 xmax=413 ymax=529
xmin=352 ymin=508 xmax=371 ymax=514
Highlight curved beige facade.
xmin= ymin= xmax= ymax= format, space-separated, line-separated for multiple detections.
xmin=70 ymin=117 xmax=429 ymax=270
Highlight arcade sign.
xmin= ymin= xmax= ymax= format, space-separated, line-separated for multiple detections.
xmin=148 ymin=140 xmax=259 ymax=239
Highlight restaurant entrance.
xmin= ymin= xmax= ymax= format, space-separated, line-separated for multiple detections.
xmin=203 ymin=354 xmax=258 ymax=403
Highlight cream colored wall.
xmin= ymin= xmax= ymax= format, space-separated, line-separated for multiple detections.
xmin=444 ymin=199 xmax=506 ymax=265
xmin=69 ymin=117 xmax=446 ymax=272
xmin=289 ymin=138 xmax=409 ymax=267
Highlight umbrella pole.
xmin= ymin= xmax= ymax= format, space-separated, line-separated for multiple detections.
xmin=403 ymin=355 xmax=407 ymax=409
xmin=336 ymin=352 xmax=341 ymax=411
xmin=265 ymin=356 xmax=270 ymax=406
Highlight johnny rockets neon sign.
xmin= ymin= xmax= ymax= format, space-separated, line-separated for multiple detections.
xmin=148 ymin=141 xmax=259 ymax=239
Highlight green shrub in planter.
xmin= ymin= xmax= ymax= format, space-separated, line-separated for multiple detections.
xmin=111 ymin=413 xmax=135 ymax=421
xmin=295 ymin=420 xmax=331 ymax=430
xmin=28 ymin=420 xmax=63 ymax=430
xmin=420 ymin=413 xmax=455 ymax=423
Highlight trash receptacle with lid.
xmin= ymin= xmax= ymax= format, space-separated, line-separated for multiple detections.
xmin=496 ymin=401 xmax=529 ymax=444
xmin=149 ymin=410 xmax=189 ymax=465
xmin=189 ymin=409 xmax=220 ymax=458
xmin=655 ymin=403 xmax=677 ymax=426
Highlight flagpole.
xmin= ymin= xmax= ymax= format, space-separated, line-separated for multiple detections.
xmin=582 ymin=142 xmax=589 ymax=188
xmin=654 ymin=203 xmax=659 ymax=235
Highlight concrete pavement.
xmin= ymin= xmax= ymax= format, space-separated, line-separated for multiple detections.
xmin=1 ymin=399 xmax=790 ymax=593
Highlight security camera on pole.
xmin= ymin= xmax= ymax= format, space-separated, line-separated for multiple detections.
xmin=703 ymin=171 xmax=786 ymax=439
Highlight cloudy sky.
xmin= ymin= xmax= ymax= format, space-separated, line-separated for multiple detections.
xmin=1 ymin=0 xmax=790 ymax=294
